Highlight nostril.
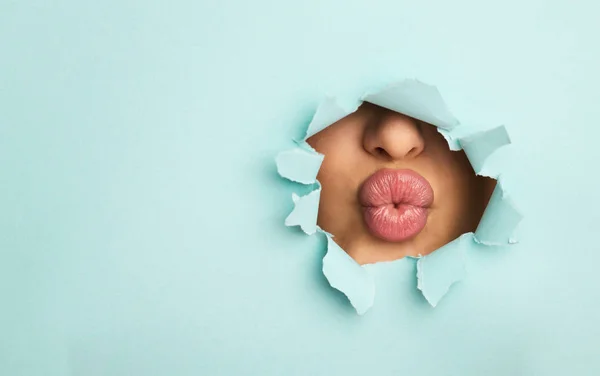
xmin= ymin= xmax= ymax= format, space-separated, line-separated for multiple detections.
xmin=406 ymin=147 xmax=418 ymax=158
xmin=375 ymin=147 xmax=390 ymax=158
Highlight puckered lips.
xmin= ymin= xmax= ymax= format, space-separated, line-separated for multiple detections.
xmin=359 ymin=168 xmax=434 ymax=242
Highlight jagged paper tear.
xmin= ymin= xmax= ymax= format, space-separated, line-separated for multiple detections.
xmin=363 ymin=79 xmax=460 ymax=131
xmin=276 ymin=147 xmax=324 ymax=184
xmin=284 ymin=188 xmax=321 ymax=236
xmin=417 ymin=232 xmax=472 ymax=307
xmin=276 ymin=79 xmax=522 ymax=314
xmin=459 ymin=125 xmax=511 ymax=175
xmin=437 ymin=128 xmax=462 ymax=151
xmin=474 ymin=181 xmax=523 ymax=245
xmin=321 ymin=230 xmax=375 ymax=315
xmin=304 ymin=97 xmax=360 ymax=140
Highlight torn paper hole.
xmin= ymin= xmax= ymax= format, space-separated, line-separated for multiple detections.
xmin=276 ymin=79 xmax=523 ymax=314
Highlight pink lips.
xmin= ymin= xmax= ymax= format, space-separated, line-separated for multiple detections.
xmin=359 ymin=169 xmax=434 ymax=242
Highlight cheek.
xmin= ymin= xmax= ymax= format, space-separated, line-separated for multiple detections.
xmin=425 ymin=146 xmax=478 ymax=212
xmin=308 ymin=128 xmax=369 ymax=239
xmin=317 ymin=138 xmax=365 ymax=200
xmin=311 ymin=126 xmax=367 ymax=188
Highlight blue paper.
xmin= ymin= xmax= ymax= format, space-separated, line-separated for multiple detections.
xmin=417 ymin=233 xmax=473 ymax=307
xmin=276 ymin=147 xmax=324 ymax=184
xmin=285 ymin=189 xmax=321 ymax=235
xmin=304 ymin=97 xmax=359 ymax=140
xmin=4 ymin=1 xmax=599 ymax=374
xmin=459 ymin=125 xmax=511 ymax=175
xmin=322 ymin=232 xmax=375 ymax=315
xmin=474 ymin=181 xmax=523 ymax=245
xmin=363 ymin=79 xmax=460 ymax=131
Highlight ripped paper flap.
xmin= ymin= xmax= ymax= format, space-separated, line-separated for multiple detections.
xmin=459 ymin=125 xmax=511 ymax=175
xmin=304 ymin=98 xmax=359 ymax=140
xmin=284 ymin=188 xmax=321 ymax=235
xmin=322 ymin=231 xmax=375 ymax=315
xmin=475 ymin=182 xmax=523 ymax=245
xmin=276 ymin=148 xmax=324 ymax=184
xmin=417 ymin=233 xmax=472 ymax=307
xmin=363 ymin=79 xmax=460 ymax=131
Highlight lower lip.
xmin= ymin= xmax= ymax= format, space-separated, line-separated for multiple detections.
xmin=359 ymin=169 xmax=434 ymax=242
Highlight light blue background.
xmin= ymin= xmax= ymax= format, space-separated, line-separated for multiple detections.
xmin=1 ymin=1 xmax=599 ymax=375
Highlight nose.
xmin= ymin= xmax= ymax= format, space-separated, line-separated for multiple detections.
xmin=363 ymin=107 xmax=425 ymax=161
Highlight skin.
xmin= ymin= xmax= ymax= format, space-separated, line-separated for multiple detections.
xmin=306 ymin=102 xmax=495 ymax=265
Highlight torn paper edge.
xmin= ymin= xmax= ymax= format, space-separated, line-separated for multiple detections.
xmin=417 ymin=232 xmax=472 ymax=307
xmin=276 ymin=79 xmax=523 ymax=313
xmin=321 ymin=229 xmax=375 ymax=315
xmin=276 ymin=147 xmax=325 ymax=185
xmin=458 ymin=125 xmax=512 ymax=176
xmin=474 ymin=179 xmax=524 ymax=246
xmin=362 ymin=79 xmax=460 ymax=131
xmin=304 ymin=97 xmax=361 ymax=140
xmin=284 ymin=186 xmax=321 ymax=236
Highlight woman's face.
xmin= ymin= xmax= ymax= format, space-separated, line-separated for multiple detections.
xmin=306 ymin=102 xmax=494 ymax=265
